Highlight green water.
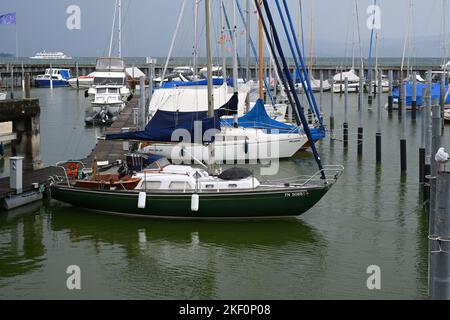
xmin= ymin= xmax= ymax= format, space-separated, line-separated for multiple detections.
xmin=0 ymin=87 xmax=446 ymax=299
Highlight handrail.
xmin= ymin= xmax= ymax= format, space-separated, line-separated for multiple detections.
xmin=264 ymin=165 xmax=344 ymax=187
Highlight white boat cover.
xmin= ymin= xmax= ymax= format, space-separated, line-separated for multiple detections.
xmin=333 ymin=69 xmax=360 ymax=82
xmin=148 ymin=83 xmax=251 ymax=115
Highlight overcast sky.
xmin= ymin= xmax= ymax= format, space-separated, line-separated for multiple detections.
xmin=0 ymin=0 xmax=449 ymax=58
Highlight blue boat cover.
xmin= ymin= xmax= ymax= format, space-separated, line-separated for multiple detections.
xmin=161 ymin=78 xmax=233 ymax=88
xmin=222 ymin=99 xmax=295 ymax=133
xmin=393 ymin=83 xmax=450 ymax=106
xmin=106 ymin=93 xmax=238 ymax=142
xmin=222 ymin=99 xmax=326 ymax=141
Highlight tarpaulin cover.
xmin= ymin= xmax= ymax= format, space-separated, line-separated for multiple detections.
xmin=392 ymin=82 xmax=450 ymax=106
xmin=106 ymin=93 xmax=238 ymax=142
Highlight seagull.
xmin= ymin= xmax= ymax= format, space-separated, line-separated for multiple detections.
xmin=435 ymin=147 xmax=450 ymax=163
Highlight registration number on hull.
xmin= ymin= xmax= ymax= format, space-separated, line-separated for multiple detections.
xmin=284 ymin=191 xmax=309 ymax=197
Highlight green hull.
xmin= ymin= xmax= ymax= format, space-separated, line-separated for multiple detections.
xmin=50 ymin=184 xmax=330 ymax=219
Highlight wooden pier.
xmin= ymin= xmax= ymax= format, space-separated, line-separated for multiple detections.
xmin=0 ymin=95 xmax=140 ymax=207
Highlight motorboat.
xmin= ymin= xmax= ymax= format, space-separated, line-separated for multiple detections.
xmin=68 ymin=72 xmax=95 ymax=89
xmin=85 ymin=57 xmax=131 ymax=125
xmin=33 ymin=68 xmax=71 ymax=87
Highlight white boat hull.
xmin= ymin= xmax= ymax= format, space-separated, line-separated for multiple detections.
xmin=141 ymin=128 xmax=307 ymax=163
xmin=68 ymin=78 xmax=93 ymax=89
xmin=0 ymin=92 xmax=6 ymax=100
xmin=333 ymin=83 xmax=359 ymax=93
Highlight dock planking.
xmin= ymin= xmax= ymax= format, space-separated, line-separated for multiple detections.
xmin=0 ymin=95 xmax=141 ymax=201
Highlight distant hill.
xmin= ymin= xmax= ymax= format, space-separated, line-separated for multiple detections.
xmin=0 ymin=53 xmax=13 ymax=57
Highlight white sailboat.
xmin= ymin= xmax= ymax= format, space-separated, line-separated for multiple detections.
xmin=138 ymin=0 xmax=307 ymax=163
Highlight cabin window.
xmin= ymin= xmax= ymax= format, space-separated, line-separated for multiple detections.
xmin=94 ymin=77 xmax=124 ymax=86
xmin=144 ymin=181 xmax=161 ymax=189
xmin=97 ymin=88 xmax=107 ymax=94
xmin=205 ymin=184 xmax=215 ymax=189
xmin=228 ymin=184 xmax=238 ymax=188
xmin=169 ymin=182 xmax=192 ymax=190
xmin=108 ymin=88 xmax=118 ymax=93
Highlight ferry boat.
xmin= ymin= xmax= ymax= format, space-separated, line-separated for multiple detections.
xmin=33 ymin=68 xmax=72 ymax=87
xmin=29 ymin=51 xmax=72 ymax=60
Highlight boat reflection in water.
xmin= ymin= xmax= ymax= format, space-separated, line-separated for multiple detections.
xmin=0 ymin=202 xmax=327 ymax=299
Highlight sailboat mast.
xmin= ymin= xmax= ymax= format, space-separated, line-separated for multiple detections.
xmin=205 ymin=0 xmax=214 ymax=117
xmin=258 ymin=0 xmax=264 ymax=100
xmin=108 ymin=0 xmax=118 ymax=57
xmin=193 ymin=0 xmax=200 ymax=78
xmin=220 ymin=0 xmax=227 ymax=81
xmin=118 ymin=0 xmax=122 ymax=57
xmin=246 ymin=0 xmax=251 ymax=81
xmin=232 ymin=0 xmax=239 ymax=91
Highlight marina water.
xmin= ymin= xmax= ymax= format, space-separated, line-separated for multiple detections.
xmin=1 ymin=86 xmax=446 ymax=299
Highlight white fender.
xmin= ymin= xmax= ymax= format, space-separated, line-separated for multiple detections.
xmin=138 ymin=192 xmax=146 ymax=209
xmin=191 ymin=193 xmax=199 ymax=212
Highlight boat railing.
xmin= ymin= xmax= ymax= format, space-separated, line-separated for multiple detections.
xmin=50 ymin=161 xmax=87 ymax=186
xmin=264 ymin=165 xmax=344 ymax=187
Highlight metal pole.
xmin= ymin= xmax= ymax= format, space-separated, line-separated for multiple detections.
xmin=246 ymin=0 xmax=251 ymax=81
xmin=10 ymin=65 xmax=14 ymax=99
xmin=376 ymin=68 xmax=382 ymax=163
xmin=424 ymin=70 xmax=432 ymax=206
xmin=400 ymin=81 xmax=407 ymax=173
xmin=330 ymin=77 xmax=334 ymax=137
xmin=368 ymin=67 xmax=373 ymax=106
xmin=420 ymin=86 xmax=427 ymax=187
xmin=398 ymin=71 xmax=402 ymax=119
xmin=343 ymin=77 xmax=348 ymax=149
xmin=429 ymin=171 xmax=450 ymax=300
xmin=220 ymin=0 xmax=227 ymax=82
xmin=387 ymin=70 xmax=393 ymax=115
xmin=358 ymin=68 xmax=364 ymax=156
xmin=205 ymin=0 xmax=214 ymax=117
xmin=440 ymin=72 xmax=446 ymax=135
xmin=139 ymin=76 xmax=146 ymax=130
xmin=76 ymin=61 xmax=80 ymax=89
xmin=411 ymin=71 xmax=417 ymax=121
xmin=319 ymin=70 xmax=323 ymax=114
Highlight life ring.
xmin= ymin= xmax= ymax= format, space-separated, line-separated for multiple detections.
xmin=66 ymin=162 xmax=79 ymax=179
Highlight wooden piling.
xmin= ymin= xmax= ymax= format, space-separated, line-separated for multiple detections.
xmin=24 ymin=74 xmax=30 ymax=99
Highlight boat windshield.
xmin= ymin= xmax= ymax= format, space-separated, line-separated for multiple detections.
xmin=96 ymin=58 xmax=125 ymax=71
xmin=93 ymin=77 xmax=125 ymax=86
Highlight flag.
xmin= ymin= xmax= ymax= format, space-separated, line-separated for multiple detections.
xmin=0 ymin=13 xmax=16 ymax=25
